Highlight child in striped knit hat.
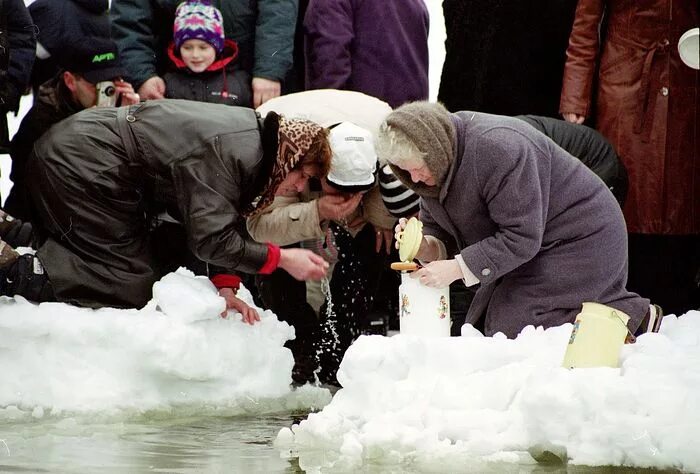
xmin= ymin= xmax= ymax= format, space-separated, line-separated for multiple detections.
xmin=164 ymin=0 xmax=252 ymax=107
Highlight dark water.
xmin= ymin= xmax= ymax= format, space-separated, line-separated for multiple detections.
xmin=0 ymin=413 xmax=306 ymax=473
xmin=0 ymin=413 xmax=681 ymax=473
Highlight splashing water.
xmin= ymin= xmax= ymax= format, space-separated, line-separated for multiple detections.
xmin=314 ymin=277 xmax=341 ymax=381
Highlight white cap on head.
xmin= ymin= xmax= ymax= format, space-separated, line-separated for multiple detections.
xmin=327 ymin=122 xmax=378 ymax=192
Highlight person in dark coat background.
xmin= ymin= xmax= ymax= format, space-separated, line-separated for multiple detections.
xmin=438 ymin=0 xmax=578 ymax=117
xmin=27 ymin=0 xmax=110 ymax=94
xmin=6 ymin=37 xmax=139 ymax=222
xmin=377 ymin=102 xmax=660 ymax=339
xmin=0 ymin=0 xmax=35 ymax=153
xmin=111 ymin=0 xmax=296 ymax=107
xmin=163 ymin=0 xmax=252 ymax=107
xmin=560 ymin=0 xmax=699 ymax=316
xmin=284 ymin=0 xmax=309 ymax=94
xmin=303 ymin=0 xmax=430 ymax=109
xmin=0 ymin=100 xmax=331 ymax=312
xmin=515 ymin=115 xmax=628 ymax=207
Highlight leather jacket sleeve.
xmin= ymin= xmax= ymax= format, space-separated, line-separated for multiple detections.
xmin=171 ymin=151 xmax=269 ymax=274
xmin=559 ymin=0 xmax=605 ymax=118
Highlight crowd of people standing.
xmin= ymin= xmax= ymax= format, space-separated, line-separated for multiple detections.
xmin=1 ymin=0 xmax=697 ymax=386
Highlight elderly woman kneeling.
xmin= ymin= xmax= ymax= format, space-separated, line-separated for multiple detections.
xmin=377 ymin=101 xmax=659 ymax=339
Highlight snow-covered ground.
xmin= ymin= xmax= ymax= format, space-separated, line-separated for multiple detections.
xmin=277 ymin=312 xmax=700 ymax=472
xmin=2 ymin=266 xmax=698 ymax=471
xmin=0 ymin=269 xmax=332 ymax=420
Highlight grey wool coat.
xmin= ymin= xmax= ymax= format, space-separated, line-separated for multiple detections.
xmin=420 ymin=112 xmax=649 ymax=338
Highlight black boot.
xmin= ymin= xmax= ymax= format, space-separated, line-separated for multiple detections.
xmin=0 ymin=253 xmax=55 ymax=302
xmin=630 ymin=304 xmax=665 ymax=342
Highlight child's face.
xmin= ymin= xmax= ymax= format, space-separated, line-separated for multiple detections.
xmin=180 ymin=39 xmax=217 ymax=72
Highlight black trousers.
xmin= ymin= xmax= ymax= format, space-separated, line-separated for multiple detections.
xmin=255 ymin=249 xmax=320 ymax=383
xmin=256 ymin=266 xmax=320 ymax=350
xmin=447 ymin=281 xmax=478 ymax=336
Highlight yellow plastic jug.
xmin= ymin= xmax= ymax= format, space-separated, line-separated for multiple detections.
xmin=562 ymin=302 xmax=631 ymax=369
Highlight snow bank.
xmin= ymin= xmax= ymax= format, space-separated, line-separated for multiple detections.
xmin=277 ymin=311 xmax=700 ymax=472
xmin=0 ymin=268 xmax=331 ymax=420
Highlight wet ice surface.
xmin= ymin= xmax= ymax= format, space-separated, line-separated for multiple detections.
xmin=0 ymin=413 xmax=311 ymax=473
xmin=278 ymin=312 xmax=700 ymax=473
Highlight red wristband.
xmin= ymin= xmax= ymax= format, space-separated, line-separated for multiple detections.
xmin=258 ymin=243 xmax=281 ymax=274
xmin=210 ymin=274 xmax=242 ymax=290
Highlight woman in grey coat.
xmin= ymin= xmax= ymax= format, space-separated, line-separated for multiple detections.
xmin=377 ymin=102 xmax=659 ymax=339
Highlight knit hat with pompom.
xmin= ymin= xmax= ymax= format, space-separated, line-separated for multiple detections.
xmin=173 ymin=0 xmax=225 ymax=54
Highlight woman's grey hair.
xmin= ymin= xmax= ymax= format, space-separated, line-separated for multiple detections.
xmin=375 ymin=121 xmax=426 ymax=167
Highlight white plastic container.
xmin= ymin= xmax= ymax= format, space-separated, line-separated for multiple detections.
xmin=398 ymin=273 xmax=450 ymax=337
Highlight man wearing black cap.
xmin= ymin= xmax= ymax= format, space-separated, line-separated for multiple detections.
xmin=5 ymin=36 xmax=139 ymax=223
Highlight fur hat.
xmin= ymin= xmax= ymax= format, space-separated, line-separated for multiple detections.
xmin=326 ymin=122 xmax=378 ymax=192
xmin=173 ymin=0 xmax=225 ymax=54
xmin=383 ymin=101 xmax=455 ymax=198
xmin=378 ymin=165 xmax=419 ymax=217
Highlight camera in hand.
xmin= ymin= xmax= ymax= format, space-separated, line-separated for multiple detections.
xmin=96 ymin=81 xmax=119 ymax=107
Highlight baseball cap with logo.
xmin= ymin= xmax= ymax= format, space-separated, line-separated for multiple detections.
xmin=56 ymin=36 xmax=126 ymax=84
xmin=326 ymin=122 xmax=378 ymax=192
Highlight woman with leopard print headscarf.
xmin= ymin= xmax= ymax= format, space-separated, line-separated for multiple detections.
xmin=0 ymin=99 xmax=332 ymax=316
